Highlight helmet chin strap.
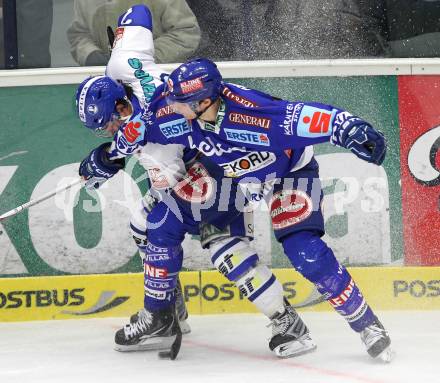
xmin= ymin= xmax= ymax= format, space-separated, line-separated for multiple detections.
xmin=195 ymin=110 xmax=205 ymax=119
xmin=120 ymin=114 xmax=131 ymax=122
xmin=193 ymin=99 xmax=213 ymax=119
xmin=118 ymin=98 xmax=134 ymax=122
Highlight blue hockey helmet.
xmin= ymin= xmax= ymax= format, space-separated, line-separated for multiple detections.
xmin=166 ymin=58 xmax=223 ymax=103
xmin=75 ymin=76 xmax=126 ymax=131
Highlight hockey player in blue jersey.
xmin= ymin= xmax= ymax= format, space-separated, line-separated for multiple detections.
xmin=78 ymin=77 xmax=316 ymax=359
xmin=77 ymin=46 xmax=393 ymax=360
xmin=153 ymin=59 xmax=392 ymax=361
xmin=77 ymin=4 xmax=317 ymax=359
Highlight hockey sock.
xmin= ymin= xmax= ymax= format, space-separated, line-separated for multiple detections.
xmin=283 ymin=231 xmax=376 ymax=332
xmin=143 ymin=241 xmax=183 ymax=311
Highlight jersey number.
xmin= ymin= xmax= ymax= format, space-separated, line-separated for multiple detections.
xmin=120 ymin=8 xmax=133 ymax=25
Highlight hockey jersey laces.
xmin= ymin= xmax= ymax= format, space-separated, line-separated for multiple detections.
xmin=124 ymin=310 xmax=153 ymax=338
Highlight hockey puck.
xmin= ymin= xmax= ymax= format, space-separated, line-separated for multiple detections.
xmin=158 ymin=328 xmax=182 ymax=360
xmin=158 ymin=350 xmax=174 ymax=360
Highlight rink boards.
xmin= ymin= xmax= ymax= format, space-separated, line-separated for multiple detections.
xmin=0 ymin=267 xmax=439 ymax=322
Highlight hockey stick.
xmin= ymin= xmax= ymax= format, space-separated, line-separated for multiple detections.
xmin=291 ymin=286 xmax=326 ymax=309
xmin=0 ymin=177 xmax=84 ymax=222
xmin=107 ymin=26 xmax=115 ymax=49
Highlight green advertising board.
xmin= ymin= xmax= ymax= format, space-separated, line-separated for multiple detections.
xmin=0 ymin=76 xmax=402 ymax=277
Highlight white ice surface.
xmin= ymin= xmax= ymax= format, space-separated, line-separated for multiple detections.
xmin=0 ymin=311 xmax=439 ymax=383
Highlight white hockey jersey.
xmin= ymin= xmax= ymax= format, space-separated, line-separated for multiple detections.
xmin=105 ymin=5 xmax=187 ymax=190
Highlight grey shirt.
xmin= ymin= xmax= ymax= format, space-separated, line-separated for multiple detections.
xmin=67 ymin=0 xmax=201 ymax=65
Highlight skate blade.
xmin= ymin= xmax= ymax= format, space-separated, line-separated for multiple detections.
xmin=114 ymin=335 xmax=177 ymax=352
xmin=377 ymin=346 xmax=395 ymax=363
xmin=273 ymin=339 xmax=317 ymax=359
xmin=179 ymin=319 xmax=191 ymax=335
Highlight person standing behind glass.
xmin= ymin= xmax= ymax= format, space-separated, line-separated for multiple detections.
xmin=385 ymin=0 xmax=440 ymax=57
xmin=186 ymin=0 xmax=241 ymax=61
xmin=67 ymin=0 xmax=200 ymax=66
xmin=235 ymin=0 xmax=387 ymax=60
xmin=0 ymin=0 xmax=53 ymax=68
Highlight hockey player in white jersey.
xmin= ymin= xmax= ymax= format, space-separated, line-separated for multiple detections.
xmin=78 ymin=4 xmax=316 ymax=359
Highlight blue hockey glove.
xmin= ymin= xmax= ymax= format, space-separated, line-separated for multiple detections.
xmin=333 ymin=117 xmax=386 ymax=165
xmin=79 ymin=142 xmax=125 ymax=189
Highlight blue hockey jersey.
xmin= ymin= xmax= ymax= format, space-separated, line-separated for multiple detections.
xmin=110 ymin=82 xmax=356 ymax=181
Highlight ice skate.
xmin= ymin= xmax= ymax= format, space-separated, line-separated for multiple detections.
xmin=360 ymin=318 xmax=394 ymax=363
xmin=130 ymin=280 xmax=191 ymax=334
xmin=269 ymin=298 xmax=317 ymax=358
xmin=115 ymin=305 xmax=180 ymax=352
